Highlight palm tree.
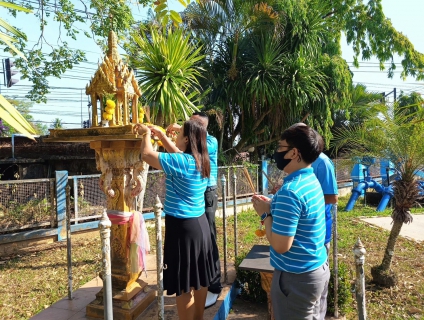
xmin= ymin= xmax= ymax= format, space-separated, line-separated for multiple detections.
xmin=129 ymin=27 xmax=206 ymax=127
xmin=332 ymin=104 xmax=424 ymax=287
xmin=332 ymin=83 xmax=383 ymax=128
xmin=185 ymin=0 xmax=352 ymax=158
xmin=50 ymin=118 xmax=63 ymax=129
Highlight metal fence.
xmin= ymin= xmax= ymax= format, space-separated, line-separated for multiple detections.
xmin=139 ymin=165 xmax=260 ymax=212
xmin=69 ymin=175 xmax=106 ymax=224
xmin=2 ymin=158 xmax=386 ymax=236
xmin=0 ymin=178 xmax=55 ymax=232
xmin=0 ymin=165 xmax=260 ymax=236
xmin=266 ymin=158 xmax=382 ymax=185
xmin=1 ymin=159 xmax=385 ymax=235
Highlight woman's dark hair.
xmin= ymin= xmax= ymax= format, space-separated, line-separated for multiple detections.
xmin=280 ymin=125 xmax=324 ymax=164
xmin=182 ymin=119 xmax=210 ymax=178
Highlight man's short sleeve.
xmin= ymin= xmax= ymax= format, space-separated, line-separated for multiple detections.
xmin=313 ymin=157 xmax=338 ymax=195
xmin=207 ymin=135 xmax=218 ymax=155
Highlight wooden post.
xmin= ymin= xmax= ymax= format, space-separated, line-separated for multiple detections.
xmin=123 ymin=94 xmax=129 ymax=125
xmin=259 ymin=272 xmax=274 ymax=320
xmin=86 ymin=140 xmax=156 ymax=319
xmin=132 ymin=96 xmax=138 ymax=124
xmin=91 ymin=94 xmax=98 ymax=127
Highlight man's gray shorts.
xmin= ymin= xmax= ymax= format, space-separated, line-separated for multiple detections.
xmin=271 ymin=262 xmax=330 ymax=320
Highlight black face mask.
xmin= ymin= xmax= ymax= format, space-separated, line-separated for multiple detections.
xmin=273 ymin=149 xmax=292 ymax=171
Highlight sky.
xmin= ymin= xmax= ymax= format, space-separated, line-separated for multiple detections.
xmin=0 ymin=0 xmax=423 ymax=129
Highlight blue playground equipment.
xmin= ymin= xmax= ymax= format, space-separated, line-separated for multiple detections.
xmin=345 ymin=157 xmax=395 ymax=212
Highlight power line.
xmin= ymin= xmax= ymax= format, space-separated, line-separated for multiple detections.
xmin=31 ymin=120 xmax=82 ymax=125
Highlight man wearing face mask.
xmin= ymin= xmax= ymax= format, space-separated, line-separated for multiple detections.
xmin=252 ymin=125 xmax=329 ymax=320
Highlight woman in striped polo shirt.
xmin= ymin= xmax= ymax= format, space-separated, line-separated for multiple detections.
xmin=134 ymin=119 xmax=217 ymax=320
xmin=252 ymin=125 xmax=330 ymax=320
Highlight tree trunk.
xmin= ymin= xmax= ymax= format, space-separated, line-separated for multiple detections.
xmin=380 ymin=218 xmax=403 ymax=271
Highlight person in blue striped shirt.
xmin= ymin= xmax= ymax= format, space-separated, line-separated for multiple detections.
xmin=134 ymin=119 xmax=217 ymax=320
xmin=167 ymin=112 xmax=222 ymax=307
xmin=252 ymin=125 xmax=330 ymax=320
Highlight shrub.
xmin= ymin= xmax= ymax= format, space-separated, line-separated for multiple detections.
xmin=234 ymin=254 xmax=267 ymax=303
xmin=327 ymin=260 xmax=353 ymax=316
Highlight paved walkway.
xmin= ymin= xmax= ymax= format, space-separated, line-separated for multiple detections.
xmin=361 ymin=214 xmax=424 ymax=242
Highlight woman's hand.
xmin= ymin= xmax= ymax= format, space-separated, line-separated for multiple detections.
xmin=133 ymin=123 xmax=150 ymax=136
xmin=148 ymin=125 xmax=165 ymax=140
xmin=166 ymin=123 xmax=181 ymax=134
xmin=252 ymin=194 xmax=271 ymax=216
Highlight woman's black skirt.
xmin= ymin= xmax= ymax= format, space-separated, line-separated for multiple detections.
xmin=163 ymin=214 xmax=217 ymax=296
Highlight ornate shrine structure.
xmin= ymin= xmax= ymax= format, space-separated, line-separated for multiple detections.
xmin=45 ymin=30 xmax=155 ymax=320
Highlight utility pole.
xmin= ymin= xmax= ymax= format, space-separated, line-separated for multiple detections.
xmin=381 ymin=88 xmax=397 ymax=103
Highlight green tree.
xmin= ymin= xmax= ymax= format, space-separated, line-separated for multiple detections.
xmin=395 ymin=91 xmax=424 ymax=120
xmin=128 ymin=27 xmax=206 ymax=127
xmin=185 ymin=0 xmax=351 ymax=158
xmin=1 ymin=0 xmax=198 ymax=103
xmin=183 ymin=0 xmax=424 ymax=159
xmin=332 ymin=83 xmax=383 ymax=128
xmin=1 ymin=98 xmax=47 ymax=136
xmin=332 ymin=105 xmax=424 ymax=287
xmin=50 ymin=118 xmax=63 ymax=129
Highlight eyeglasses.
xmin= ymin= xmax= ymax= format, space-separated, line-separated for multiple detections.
xmin=277 ymin=145 xmax=293 ymax=151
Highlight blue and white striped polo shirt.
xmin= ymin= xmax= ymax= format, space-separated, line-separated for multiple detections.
xmin=311 ymin=153 xmax=338 ymax=244
xmin=270 ymin=167 xmax=327 ymax=274
xmin=207 ymin=134 xmax=218 ymax=187
xmin=158 ymin=152 xmax=207 ymax=219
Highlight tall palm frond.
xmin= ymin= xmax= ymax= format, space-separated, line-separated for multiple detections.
xmin=0 ymin=2 xmax=31 ymax=59
xmin=131 ymin=27 xmax=206 ymax=126
xmin=0 ymin=2 xmax=35 ymax=140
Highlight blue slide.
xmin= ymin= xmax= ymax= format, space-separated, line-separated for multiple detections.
xmin=345 ymin=179 xmax=393 ymax=211
xmin=345 ymin=159 xmax=394 ymax=212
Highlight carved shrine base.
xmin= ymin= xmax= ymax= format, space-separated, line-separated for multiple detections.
xmin=86 ymin=280 xmax=155 ymax=320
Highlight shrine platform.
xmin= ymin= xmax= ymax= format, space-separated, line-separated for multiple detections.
xmin=30 ymin=253 xmax=238 ymax=320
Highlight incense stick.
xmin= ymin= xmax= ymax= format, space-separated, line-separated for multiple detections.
xmin=243 ymin=167 xmax=256 ymax=194
xmin=262 ymin=170 xmax=276 ymax=191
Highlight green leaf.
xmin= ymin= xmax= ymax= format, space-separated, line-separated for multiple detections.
xmin=0 ymin=95 xmax=36 ymax=139
xmin=0 ymin=1 xmax=32 ymax=13
xmin=0 ymin=18 xmax=26 ymax=39
xmin=154 ymin=3 xmax=167 ymax=13
xmin=0 ymin=34 xmax=26 ymax=60
xmin=162 ymin=15 xmax=169 ymax=27
xmin=177 ymin=0 xmax=187 ymax=7
xmin=170 ymin=10 xmax=182 ymax=24
xmin=0 ymin=32 xmax=16 ymax=43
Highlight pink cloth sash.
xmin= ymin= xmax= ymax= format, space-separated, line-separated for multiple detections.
xmin=107 ymin=211 xmax=150 ymax=275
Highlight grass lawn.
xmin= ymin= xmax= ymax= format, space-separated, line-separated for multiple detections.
xmin=0 ymin=196 xmax=423 ymax=319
